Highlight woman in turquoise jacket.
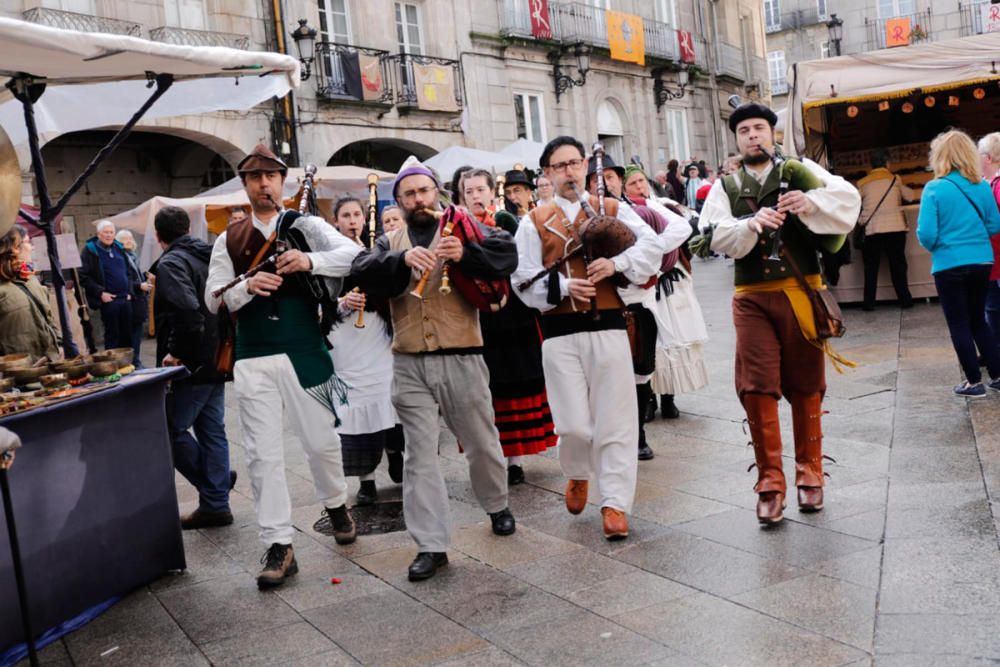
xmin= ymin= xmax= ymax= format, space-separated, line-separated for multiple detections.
xmin=917 ymin=129 xmax=1000 ymax=396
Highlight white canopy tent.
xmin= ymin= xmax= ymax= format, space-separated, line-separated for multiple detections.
xmin=424 ymin=145 xmax=523 ymax=183
xmin=498 ymin=138 xmax=546 ymax=170
xmin=0 ymin=17 xmax=300 ymax=356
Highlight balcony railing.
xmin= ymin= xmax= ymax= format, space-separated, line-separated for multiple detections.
xmin=390 ymin=53 xmax=464 ymax=113
xmin=498 ymin=0 xmax=678 ymax=61
xmin=770 ymin=79 xmax=789 ymax=96
xmin=864 ymin=10 xmax=933 ymax=51
xmin=716 ymin=41 xmax=748 ymax=80
xmin=315 ymin=42 xmax=393 ymax=104
xmin=22 ymin=6 xmax=141 ymax=37
xmin=960 ymin=1 xmax=994 ymax=37
xmin=149 ymin=26 xmax=249 ymax=50
xmin=766 ymin=7 xmax=826 ymax=33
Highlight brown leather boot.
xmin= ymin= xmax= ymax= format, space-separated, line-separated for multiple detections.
xmin=565 ymin=480 xmax=589 ymax=515
xmin=742 ymin=393 xmax=787 ymax=525
xmin=257 ymin=543 xmax=297 ymax=589
xmin=790 ymin=393 xmax=825 ymax=513
xmin=601 ymin=507 xmax=629 ymax=540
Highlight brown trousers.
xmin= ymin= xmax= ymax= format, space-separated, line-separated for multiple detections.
xmin=732 ymin=291 xmax=825 ymax=400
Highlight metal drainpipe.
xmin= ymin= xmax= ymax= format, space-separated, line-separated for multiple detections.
xmin=269 ymin=0 xmax=300 ymax=166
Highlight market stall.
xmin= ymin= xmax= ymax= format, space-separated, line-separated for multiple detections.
xmin=784 ymin=32 xmax=1000 ymax=302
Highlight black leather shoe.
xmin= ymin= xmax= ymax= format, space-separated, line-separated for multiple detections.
xmin=408 ymin=552 xmax=448 ymax=581
xmin=355 ymin=480 xmax=377 ymax=506
xmin=180 ymin=509 xmax=234 ymax=530
xmin=229 ymin=470 xmax=238 ymax=490
xmin=660 ymin=395 xmax=680 ymax=419
xmin=638 ymin=442 xmax=654 ymax=461
xmin=507 ymin=464 xmax=525 ymax=485
xmin=489 ymin=508 xmax=516 ymax=536
xmin=644 ymin=394 xmax=657 ymax=423
xmin=387 ymin=450 xmax=404 ymax=484
xmin=324 ymin=504 xmax=357 ymax=545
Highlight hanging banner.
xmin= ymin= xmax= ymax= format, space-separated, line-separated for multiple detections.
xmin=412 ymin=63 xmax=460 ymax=112
xmin=529 ymin=0 xmax=553 ymax=40
xmin=983 ymin=3 xmax=1000 ymax=33
xmin=885 ymin=17 xmax=911 ymax=48
xmin=678 ymin=29 xmax=696 ymax=64
xmin=359 ymin=53 xmax=385 ymax=101
xmin=606 ymin=11 xmax=645 ymax=66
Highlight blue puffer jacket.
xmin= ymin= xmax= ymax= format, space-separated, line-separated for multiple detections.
xmin=917 ymin=171 xmax=1000 ymax=274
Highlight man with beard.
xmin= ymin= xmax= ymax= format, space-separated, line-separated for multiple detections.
xmin=350 ymin=157 xmax=517 ymax=581
xmin=205 ymin=144 xmax=363 ymax=589
xmin=512 ymin=136 xmax=661 ymax=540
xmin=700 ymin=102 xmax=859 ymax=525
xmin=502 ymin=167 xmax=536 ymax=216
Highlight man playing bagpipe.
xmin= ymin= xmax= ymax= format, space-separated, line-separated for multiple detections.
xmin=350 ymin=157 xmax=517 ymax=581
xmin=512 ymin=136 xmax=661 ymax=540
xmin=700 ymin=102 xmax=860 ymax=525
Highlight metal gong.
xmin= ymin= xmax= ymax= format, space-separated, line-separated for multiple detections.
xmin=0 ymin=124 xmax=20 ymax=238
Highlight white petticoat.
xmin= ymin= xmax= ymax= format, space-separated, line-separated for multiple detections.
xmin=649 ymin=267 xmax=709 ymax=395
xmin=328 ymin=312 xmax=397 ymax=435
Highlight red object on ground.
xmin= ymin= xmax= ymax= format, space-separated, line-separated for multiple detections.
xmin=330 ymin=577 xmax=342 ymax=585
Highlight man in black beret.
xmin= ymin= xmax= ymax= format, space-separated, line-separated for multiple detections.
xmin=586 ymin=153 xmax=627 ymax=199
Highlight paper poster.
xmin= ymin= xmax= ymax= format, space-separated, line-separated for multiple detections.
xmin=412 ymin=63 xmax=459 ymax=112
xmin=885 ymin=17 xmax=911 ymax=48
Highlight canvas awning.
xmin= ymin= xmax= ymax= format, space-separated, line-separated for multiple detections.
xmin=785 ymin=31 xmax=1000 ymax=163
xmin=498 ymin=139 xmax=546 ymax=170
xmin=424 ymin=146 xmax=523 ymax=182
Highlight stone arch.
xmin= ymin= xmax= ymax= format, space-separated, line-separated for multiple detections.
xmin=595 ymin=96 xmax=631 ymax=164
xmin=327 ymin=138 xmax=439 ymax=173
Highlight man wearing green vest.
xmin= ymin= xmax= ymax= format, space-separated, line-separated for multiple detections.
xmin=701 ymin=103 xmax=860 ymax=525
xmin=205 ymin=144 xmax=364 ymax=588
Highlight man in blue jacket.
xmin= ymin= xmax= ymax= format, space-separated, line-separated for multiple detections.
xmin=152 ymin=206 xmax=234 ymax=529
xmin=79 ymin=220 xmax=136 ymax=349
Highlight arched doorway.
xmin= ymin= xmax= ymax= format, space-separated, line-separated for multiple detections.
xmin=39 ymin=130 xmax=236 ymax=246
xmin=597 ymin=99 xmax=626 ymax=164
xmin=328 ymin=138 xmax=437 ymax=173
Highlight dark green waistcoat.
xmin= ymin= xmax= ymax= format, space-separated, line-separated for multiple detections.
xmin=723 ymin=162 xmax=845 ymax=286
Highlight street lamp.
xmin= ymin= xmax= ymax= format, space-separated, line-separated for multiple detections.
xmin=291 ymin=18 xmax=318 ymax=81
xmin=549 ymin=42 xmax=591 ymax=103
xmin=826 ymin=13 xmax=844 ymax=57
xmin=652 ymin=66 xmax=690 ymax=111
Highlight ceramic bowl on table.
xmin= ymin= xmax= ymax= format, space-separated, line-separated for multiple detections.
xmin=0 ymin=377 xmax=14 ymax=392
xmin=40 ymin=373 xmax=68 ymax=388
xmin=89 ymin=360 xmax=118 ymax=377
xmin=60 ymin=364 xmax=92 ymax=381
xmin=8 ymin=366 xmax=49 ymax=386
xmin=0 ymin=354 xmax=31 ymax=371
xmin=106 ymin=348 xmax=135 ymax=367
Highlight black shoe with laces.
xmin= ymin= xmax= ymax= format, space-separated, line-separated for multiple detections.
xmin=408 ymin=552 xmax=448 ymax=581
xmin=660 ymin=395 xmax=680 ymax=419
xmin=507 ymin=464 xmax=525 ymax=485
xmin=355 ymin=480 xmax=377 ymax=506
xmin=489 ymin=507 xmax=516 ymax=536
xmin=257 ymin=543 xmax=297 ymax=589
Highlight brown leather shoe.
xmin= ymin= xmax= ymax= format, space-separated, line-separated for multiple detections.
xmin=565 ymin=480 xmax=589 ymax=515
xmin=325 ymin=505 xmax=357 ymax=545
xmin=601 ymin=507 xmax=629 ymax=540
xmin=180 ymin=509 xmax=233 ymax=530
xmin=757 ymin=491 xmax=785 ymax=525
xmin=798 ymin=486 xmax=824 ymax=512
xmin=257 ymin=543 xmax=297 ymax=589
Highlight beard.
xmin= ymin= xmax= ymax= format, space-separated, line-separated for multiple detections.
xmin=406 ymin=206 xmax=439 ymax=229
xmin=742 ymin=150 xmax=770 ymax=167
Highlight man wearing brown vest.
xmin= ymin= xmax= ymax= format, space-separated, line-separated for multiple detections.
xmin=512 ymin=136 xmax=661 ymax=540
xmin=205 ymin=144 xmax=363 ymax=589
xmin=350 ymin=157 xmax=517 ymax=581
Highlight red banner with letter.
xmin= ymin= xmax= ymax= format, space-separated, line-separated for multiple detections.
xmin=678 ymin=30 xmax=695 ymax=64
xmin=530 ymin=0 xmax=553 ymax=40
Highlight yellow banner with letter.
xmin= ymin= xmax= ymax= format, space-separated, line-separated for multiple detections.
xmin=606 ymin=11 xmax=645 ymax=66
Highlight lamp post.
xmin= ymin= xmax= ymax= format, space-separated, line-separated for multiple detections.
xmin=290 ymin=18 xmax=317 ymax=81
xmin=652 ymin=66 xmax=689 ymax=111
xmin=826 ymin=13 xmax=844 ymax=56
xmin=549 ymin=42 xmax=591 ymax=103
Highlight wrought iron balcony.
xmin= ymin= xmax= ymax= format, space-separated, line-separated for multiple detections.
xmin=715 ymin=41 xmax=747 ymax=81
xmin=390 ymin=53 xmax=463 ymax=113
xmin=149 ymin=26 xmax=249 ymax=50
xmin=960 ymin=1 xmax=994 ymax=37
xmin=315 ymin=42 xmax=393 ymax=105
xmin=498 ymin=0 xmax=679 ymax=61
xmin=21 ymin=7 xmax=141 ymax=37
xmin=864 ymin=10 xmax=932 ymax=51
xmin=767 ymin=7 xmax=827 ymax=33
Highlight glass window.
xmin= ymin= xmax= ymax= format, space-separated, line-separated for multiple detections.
xmin=514 ymin=92 xmax=546 ymax=144
xmin=817 ymin=0 xmax=827 ymax=19
xmin=395 ymin=2 xmax=423 ymax=54
xmin=664 ymin=109 xmax=690 ymax=164
xmin=768 ymin=50 xmax=787 ymax=94
xmin=655 ymin=0 xmax=677 ymax=25
xmin=820 ymin=42 xmax=830 ymax=58
xmin=878 ymin=0 xmax=916 ymax=18
xmin=163 ymin=0 xmax=207 ymax=30
xmin=318 ymin=0 xmax=350 ymax=43
xmin=763 ymin=0 xmax=781 ymax=30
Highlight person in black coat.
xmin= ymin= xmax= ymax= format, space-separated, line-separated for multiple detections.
xmin=151 ymin=205 xmax=233 ymax=530
xmin=79 ymin=221 xmax=138 ymax=350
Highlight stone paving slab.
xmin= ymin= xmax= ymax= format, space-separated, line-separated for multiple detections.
xmin=17 ymin=258 xmax=1000 ymax=666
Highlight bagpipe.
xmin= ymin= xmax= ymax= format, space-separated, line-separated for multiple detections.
xmin=410 ymin=205 xmax=509 ymax=313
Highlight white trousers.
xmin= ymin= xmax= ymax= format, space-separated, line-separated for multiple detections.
xmin=234 ymin=354 xmax=348 ymax=545
xmin=541 ymin=329 xmax=639 ymax=513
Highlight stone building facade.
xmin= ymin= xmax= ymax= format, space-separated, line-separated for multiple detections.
xmin=4 ymin=0 xmax=769 ymax=243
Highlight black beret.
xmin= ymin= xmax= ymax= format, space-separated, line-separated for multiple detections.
xmin=728 ymin=103 xmax=778 ymax=133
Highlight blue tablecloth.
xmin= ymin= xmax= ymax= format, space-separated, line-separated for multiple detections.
xmin=0 ymin=368 xmax=187 ymax=654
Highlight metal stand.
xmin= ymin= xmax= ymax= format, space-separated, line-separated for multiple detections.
xmin=0 ymin=463 xmax=38 ymax=667
xmin=8 ymin=73 xmax=175 ymax=358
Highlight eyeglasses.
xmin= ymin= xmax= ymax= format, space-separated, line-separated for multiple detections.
xmin=547 ymin=158 xmax=585 ymax=173
xmin=399 ymin=185 xmax=438 ymax=200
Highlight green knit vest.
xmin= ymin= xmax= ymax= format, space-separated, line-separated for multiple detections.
xmin=723 ymin=161 xmax=846 ymax=286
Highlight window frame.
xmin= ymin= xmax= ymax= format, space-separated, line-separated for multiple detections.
xmin=318 ymin=0 xmax=352 ymax=44
xmin=763 ymin=0 xmax=781 ymax=31
xmin=513 ymin=91 xmax=547 ymax=144
xmin=663 ymin=108 xmax=690 ymax=166
xmin=767 ymin=49 xmax=787 ymax=94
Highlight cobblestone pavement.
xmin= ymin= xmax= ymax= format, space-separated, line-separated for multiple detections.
xmin=21 ymin=258 xmax=1000 ymax=666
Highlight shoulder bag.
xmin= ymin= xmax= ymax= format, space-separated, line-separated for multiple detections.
xmin=854 ymin=176 xmax=896 ymax=249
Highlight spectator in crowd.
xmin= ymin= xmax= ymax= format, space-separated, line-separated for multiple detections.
xmin=652 ymin=170 xmax=673 ymax=199
xmin=152 ymin=206 xmax=233 ymax=529
xmin=695 ymin=170 xmax=715 ymax=212
xmin=857 ymin=148 xmax=916 ymax=311
xmin=917 ymin=129 xmax=1000 ymax=397
xmin=228 ymin=207 xmax=248 ymax=226
xmin=720 ymin=154 xmax=742 ymax=176
xmin=80 ymin=220 xmax=136 ymax=350
xmin=684 ymin=163 xmax=705 ymax=209
xmin=535 ymin=174 xmax=555 ymax=206
xmin=666 ymin=160 xmax=685 ymax=204
xmin=116 ymin=229 xmax=152 ymax=367
xmin=449 ymin=164 xmax=473 ymax=205
xmin=977 ymin=132 xmax=1000 ymax=343
xmin=381 ymin=204 xmax=406 ymax=233
xmin=0 ymin=226 xmax=60 ymax=360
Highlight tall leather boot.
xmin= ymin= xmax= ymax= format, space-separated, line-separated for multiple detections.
xmin=742 ymin=393 xmax=786 ymax=525
xmin=637 ymin=383 xmax=654 ymax=460
xmin=790 ymin=392 xmax=825 ymax=512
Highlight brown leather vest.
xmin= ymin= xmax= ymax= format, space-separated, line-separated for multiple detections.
xmin=224 ymin=216 xmax=305 ymax=300
xmin=529 ymin=197 xmax=624 ymax=315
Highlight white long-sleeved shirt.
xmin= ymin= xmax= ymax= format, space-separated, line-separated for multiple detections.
xmin=513 ymin=195 xmax=662 ymax=312
xmin=703 ymin=158 xmax=860 ymax=259
xmin=205 ymin=212 xmax=361 ymax=314
xmin=645 ymin=198 xmax=693 ymax=254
